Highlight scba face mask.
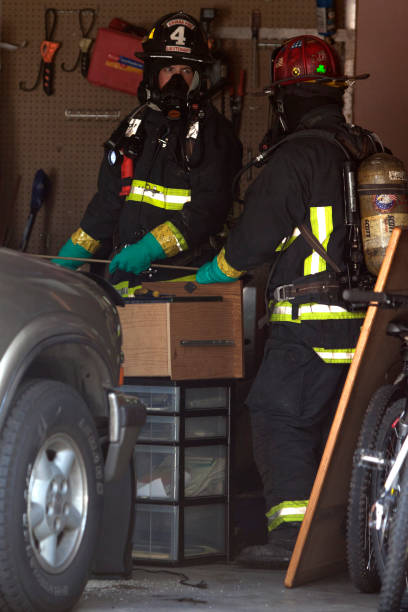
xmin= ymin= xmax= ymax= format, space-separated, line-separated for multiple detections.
xmin=158 ymin=73 xmax=190 ymax=120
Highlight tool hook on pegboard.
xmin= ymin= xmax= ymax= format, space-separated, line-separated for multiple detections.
xmin=61 ymin=8 xmax=96 ymax=77
xmin=19 ymin=8 xmax=60 ymax=95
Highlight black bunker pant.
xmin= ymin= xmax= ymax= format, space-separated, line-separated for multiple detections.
xmin=245 ymin=326 xmax=349 ymax=533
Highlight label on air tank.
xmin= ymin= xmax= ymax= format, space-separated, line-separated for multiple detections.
xmin=374 ymin=193 xmax=398 ymax=212
xmin=363 ymin=212 xmax=408 ymax=248
xmin=389 ymin=170 xmax=406 ymax=181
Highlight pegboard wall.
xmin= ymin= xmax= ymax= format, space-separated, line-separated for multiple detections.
xmin=0 ymin=0 xmax=350 ymax=255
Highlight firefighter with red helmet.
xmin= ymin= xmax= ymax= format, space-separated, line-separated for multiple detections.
xmin=196 ymin=35 xmax=381 ymax=566
xmin=53 ymin=11 xmax=242 ymax=294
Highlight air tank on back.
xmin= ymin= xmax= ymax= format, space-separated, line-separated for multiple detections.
xmin=358 ymin=152 xmax=408 ymax=276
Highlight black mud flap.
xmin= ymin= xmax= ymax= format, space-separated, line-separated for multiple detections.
xmin=92 ymin=462 xmax=135 ymax=577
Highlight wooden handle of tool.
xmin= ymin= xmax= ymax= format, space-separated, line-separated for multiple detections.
xmin=27 ymin=253 xmax=199 ymax=272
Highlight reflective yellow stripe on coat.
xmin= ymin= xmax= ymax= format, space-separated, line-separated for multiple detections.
xmin=304 ymin=206 xmax=333 ymax=275
xmin=126 ymin=180 xmax=191 ymax=210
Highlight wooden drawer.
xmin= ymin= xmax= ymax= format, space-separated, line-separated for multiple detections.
xmin=118 ymin=281 xmax=244 ymax=380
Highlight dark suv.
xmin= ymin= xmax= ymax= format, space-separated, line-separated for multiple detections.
xmin=0 ymin=247 xmax=145 ymax=611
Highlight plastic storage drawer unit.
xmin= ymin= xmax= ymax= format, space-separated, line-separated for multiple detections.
xmin=133 ymin=503 xmax=226 ymax=561
xmin=125 ymin=378 xmax=231 ymax=564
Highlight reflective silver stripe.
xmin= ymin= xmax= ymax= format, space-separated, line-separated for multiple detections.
xmin=271 ymin=302 xmax=365 ymax=321
xmin=274 ymin=303 xmax=348 ymax=315
xmin=129 ymin=185 xmax=190 ymax=206
xmin=269 ymin=506 xmax=307 ymax=520
xmin=266 ymin=500 xmax=308 ymax=531
xmin=276 ymin=227 xmax=300 ymax=252
xmin=127 ymin=180 xmax=191 ymax=210
xmin=187 ymin=120 xmax=199 ymax=139
xmin=313 ymin=347 xmax=355 ymax=363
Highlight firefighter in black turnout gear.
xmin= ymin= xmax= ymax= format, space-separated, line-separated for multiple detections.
xmin=53 ymin=11 xmax=242 ymax=295
xmin=196 ymin=35 xmax=382 ymax=567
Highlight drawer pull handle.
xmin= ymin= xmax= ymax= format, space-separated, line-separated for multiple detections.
xmin=180 ymin=339 xmax=235 ymax=347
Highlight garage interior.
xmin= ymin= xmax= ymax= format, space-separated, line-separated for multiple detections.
xmin=1 ymin=0 xmax=407 ymax=610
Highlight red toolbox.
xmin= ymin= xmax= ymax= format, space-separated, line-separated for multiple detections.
xmin=87 ymin=27 xmax=144 ymax=95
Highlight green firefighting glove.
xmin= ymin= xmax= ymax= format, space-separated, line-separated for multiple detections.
xmin=109 ymin=232 xmax=165 ymax=275
xmin=52 ymin=238 xmax=93 ymax=270
xmin=196 ymin=253 xmax=238 ymax=284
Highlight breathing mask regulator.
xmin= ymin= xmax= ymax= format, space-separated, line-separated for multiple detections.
xmin=156 ymin=72 xmax=190 ymax=120
xmin=140 ymin=61 xmax=199 ymax=121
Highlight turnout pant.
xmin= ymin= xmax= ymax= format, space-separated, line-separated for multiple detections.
xmin=246 ymin=326 xmax=349 ymax=528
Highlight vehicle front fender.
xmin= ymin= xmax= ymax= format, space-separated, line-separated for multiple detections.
xmin=0 ymin=311 xmax=119 ymax=428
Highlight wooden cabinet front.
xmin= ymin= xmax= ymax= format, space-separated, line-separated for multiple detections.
xmin=118 ymin=281 xmax=244 ymax=380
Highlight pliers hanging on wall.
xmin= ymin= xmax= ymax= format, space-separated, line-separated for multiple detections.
xmin=19 ymin=8 xmax=60 ymax=95
xmin=61 ymin=8 xmax=96 ymax=77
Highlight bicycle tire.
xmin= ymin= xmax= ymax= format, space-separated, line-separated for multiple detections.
xmin=347 ymin=384 xmax=401 ymax=593
xmin=378 ymin=459 xmax=408 ymax=612
xmin=370 ymin=397 xmax=407 ymax=580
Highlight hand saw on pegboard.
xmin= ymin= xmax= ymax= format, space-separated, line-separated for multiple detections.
xmin=19 ymin=8 xmax=61 ymax=95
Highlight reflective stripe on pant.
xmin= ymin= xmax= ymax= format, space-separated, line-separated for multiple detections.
xmin=266 ymin=500 xmax=309 ymax=532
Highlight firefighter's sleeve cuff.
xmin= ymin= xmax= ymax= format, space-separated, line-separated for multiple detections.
xmin=71 ymin=227 xmax=101 ymax=254
xmin=151 ymin=221 xmax=188 ymax=258
xmin=216 ymin=248 xmax=245 ymax=279
xmin=196 ymin=248 xmax=245 ymax=284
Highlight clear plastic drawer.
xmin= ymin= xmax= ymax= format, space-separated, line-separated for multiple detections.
xmin=184 ymin=445 xmax=227 ymax=497
xmin=133 ymin=503 xmax=179 ymax=561
xmin=184 ymin=504 xmax=226 ymax=557
xmin=138 ymin=415 xmax=179 ymax=442
xmin=184 ymin=386 xmax=228 ymax=410
xmin=132 ymin=503 xmax=226 ymax=561
xmin=119 ymin=384 xmax=180 ymax=412
xmin=134 ymin=445 xmax=179 ymax=501
xmin=185 ymin=415 xmax=227 ymax=440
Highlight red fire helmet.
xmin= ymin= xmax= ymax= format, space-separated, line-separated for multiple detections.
xmin=268 ymin=35 xmax=368 ymax=90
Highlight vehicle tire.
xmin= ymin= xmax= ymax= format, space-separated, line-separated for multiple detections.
xmin=370 ymin=396 xmax=408 ymax=578
xmin=346 ymin=384 xmax=400 ymax=593
xmin=378 ymin=461 xmax=408 ymax=612
xmin=0 ymin=379 xmax=104 ymax=611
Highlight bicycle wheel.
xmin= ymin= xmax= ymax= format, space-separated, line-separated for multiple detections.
xmin=370 ymin=397 xmax=408 ymax=578
xmin=347 ymin=384 xmax=402 ymax=593
xmin=378 ymin=460 xmax=408 ymax=612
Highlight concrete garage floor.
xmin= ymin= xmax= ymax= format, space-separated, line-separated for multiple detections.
xmin=77 ymin=563 xmax=379 ymax=611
